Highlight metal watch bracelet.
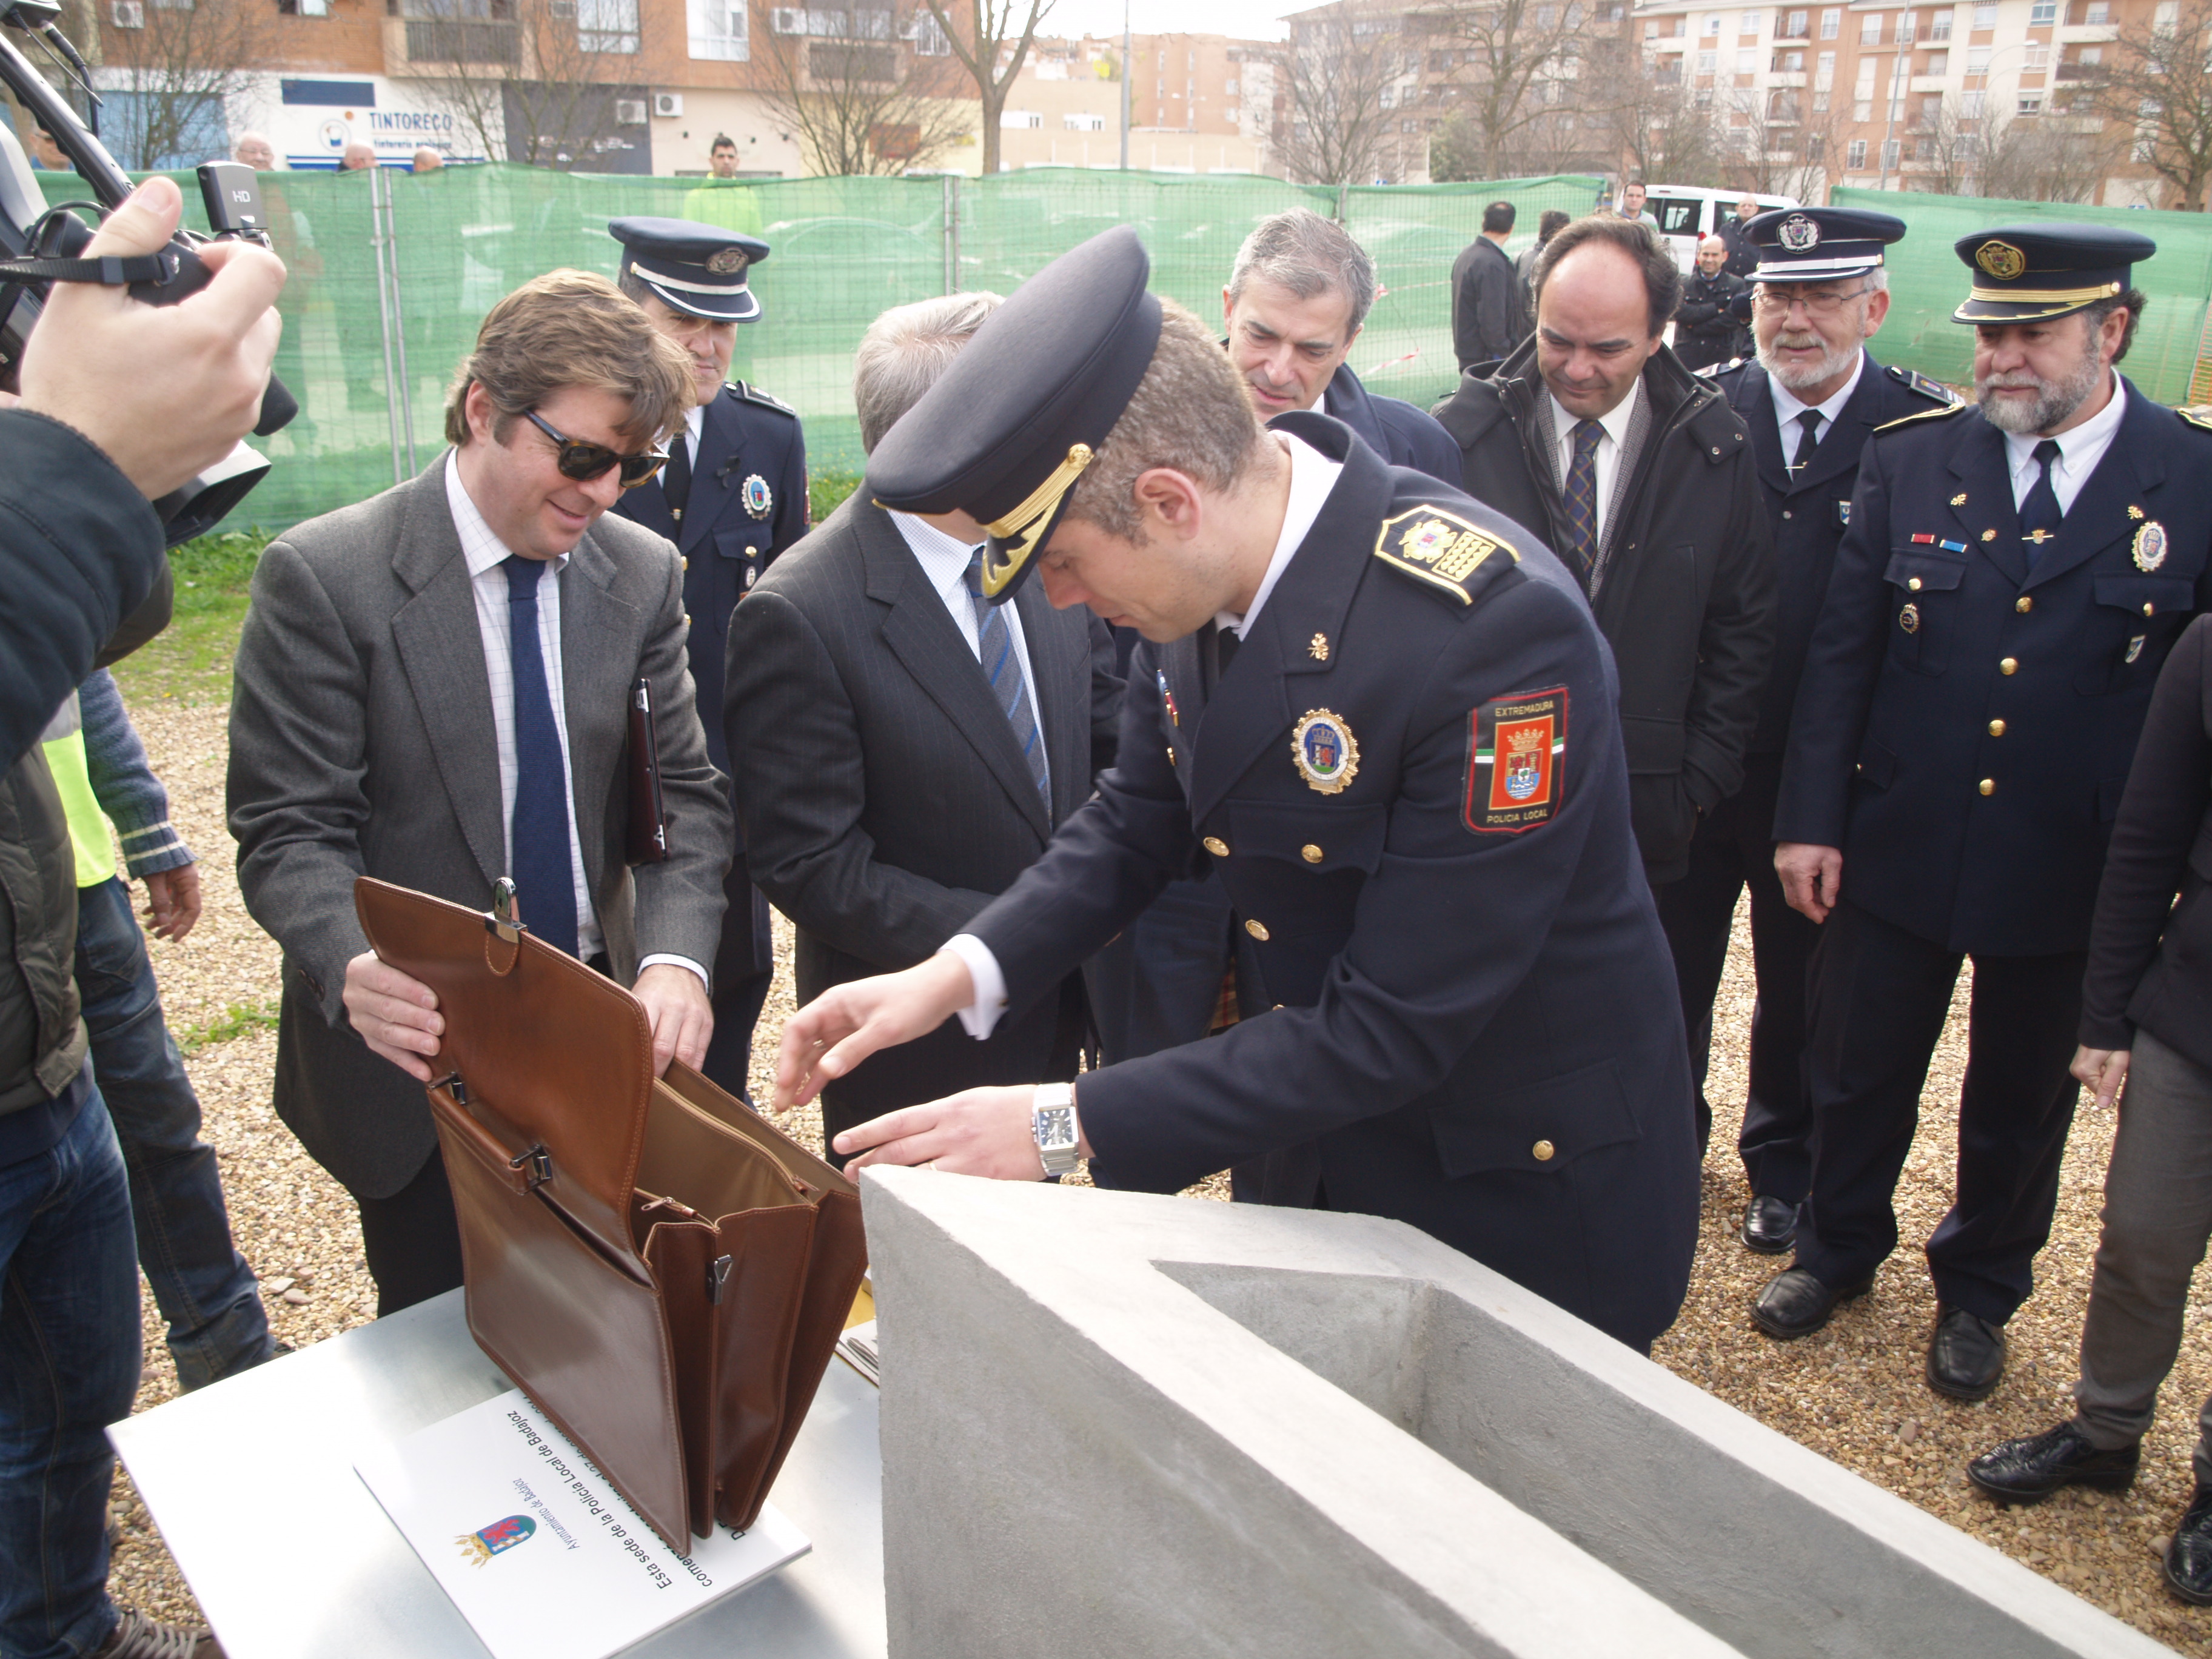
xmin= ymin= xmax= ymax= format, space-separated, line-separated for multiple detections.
xmin=1033 ymin=1082 xmax=1081 ymax=1179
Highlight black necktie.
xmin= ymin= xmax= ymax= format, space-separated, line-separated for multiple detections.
xmin=1790 ymin=409 xmax=1823 ymax=471
xmin=1212 ymin=623 xmax=1241 ymax=688
xmin=2019 ymin=438 xmax=2063 ymax=565
xmin=661 ymin=431 xmax=692 ymax=525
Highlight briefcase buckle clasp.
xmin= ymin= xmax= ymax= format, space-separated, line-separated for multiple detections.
xmin=511 ymin=1144 xmax=553 ymax=1191
xmin=486 ymin=877 xmax=528 ymax=947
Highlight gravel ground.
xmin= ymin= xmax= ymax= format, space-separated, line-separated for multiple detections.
xmin=102 ymin=695 xmax=2208 ymax=1651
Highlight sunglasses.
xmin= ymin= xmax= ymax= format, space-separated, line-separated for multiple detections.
xmin=523 ymin=409 xmax=669 ymax=489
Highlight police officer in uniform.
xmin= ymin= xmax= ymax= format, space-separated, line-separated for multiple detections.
xmin=767 ymin=227 xmax=1701 ymax=1353
xmin=1666 ymin=208 xmax=1950 ymax=1258
xmin=609 ymin=216 xmax=808 ymax=1099
xmin=1757 ymin=226 xmax=2212 ymax=1401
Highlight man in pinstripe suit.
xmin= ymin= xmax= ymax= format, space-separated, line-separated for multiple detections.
xmin=723 ymin=293 xmax=1124 ymax=1163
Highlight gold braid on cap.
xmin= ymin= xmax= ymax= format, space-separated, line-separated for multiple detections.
xmin=978 ymin=444 xmax=1094 ymax=597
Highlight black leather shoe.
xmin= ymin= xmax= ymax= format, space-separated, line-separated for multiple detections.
xmin=2165 ymin=1486 xmax=2212 ymax=1606
xmin=1751 ymin=1266 xmax=1874 ymax=1339
xmin=1967 ymin=1421 xmax=2139 ymax=1503
xmin=1927 ymin=1306 xmax=2007 ymax=1401
xmin=1740 ymin=1195 xmax=1800 ymax=1255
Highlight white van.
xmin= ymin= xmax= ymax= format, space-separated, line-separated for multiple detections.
xmin=1640 ymin=186 xmax=1801 ymax=272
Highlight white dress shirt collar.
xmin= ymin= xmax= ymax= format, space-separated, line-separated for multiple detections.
xmin=2002 ymin=370 xmax=2128 ymax=516
xmin=1214 ymin=429 xmax=1345 ymax=638
xmin=1546 ymin=374 xmax=1641 ymax=457
xmin=1769 ymin=350 xmax=1867 ymax=448
xmin=445 ymin=451 xmax=569 ymax=580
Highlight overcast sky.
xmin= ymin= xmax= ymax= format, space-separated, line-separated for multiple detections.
xmin=1036 ymin=0 xmax=1306 ymax=44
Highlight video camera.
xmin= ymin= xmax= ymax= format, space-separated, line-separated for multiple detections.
xmin=0 ymin=0 xmax=293 ymax=543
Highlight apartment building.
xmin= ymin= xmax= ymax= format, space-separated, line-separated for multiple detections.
xmin=1631 ymin=0 xmax=2171 ymax=205
xmin=985 ymin=32 xmax=1272 ymax=173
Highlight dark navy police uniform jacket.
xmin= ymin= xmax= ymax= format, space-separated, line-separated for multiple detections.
xmin=1324 ymin=361 xmax=1463 ymax=486
xmin=616 ymin=379 xmax=808 ymax=776
xmin=1776 ymin=378 xmax=2212 ymax=957
xmin=964 ymin=414 xmax=1700 ymax=1351
xmin=1714 ymin=352 xmax=1953 ymax=752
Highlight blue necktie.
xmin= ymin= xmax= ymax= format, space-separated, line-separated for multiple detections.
xmin=2020 ymin=438 xmax=2063 ymax=568
xmin=503 ymin=555 xmax=580 ymax=959
xmin=964 ymin=549 xmax=1050 ymax=809
xmin=1563 ymin=418 xmax=1603 ymax=580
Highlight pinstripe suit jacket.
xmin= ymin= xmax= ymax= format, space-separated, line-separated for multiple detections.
xmin=724 ymin=494 xmax=1122 ymax=1116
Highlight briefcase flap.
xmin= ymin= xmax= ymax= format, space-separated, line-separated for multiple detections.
xmin=355 ymin=876 xmax=650 ymax=1265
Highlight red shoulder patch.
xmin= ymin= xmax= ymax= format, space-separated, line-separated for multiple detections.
xmin=1464 ymin=685 xmax=1567 ymax=834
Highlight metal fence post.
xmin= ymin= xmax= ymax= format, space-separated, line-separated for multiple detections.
xmin=385 ymin=175 xmax=417 ymax=478
xmin=369 ymin=167 xmax=407 ymax=488
xmin=943 ymin=172 xmax=961 ymax=297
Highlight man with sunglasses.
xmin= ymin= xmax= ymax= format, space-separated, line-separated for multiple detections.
xmin=1671 ymin=209 xmax=1952 ymax=1261
xmin=609 ymin=217 xmax=808 ymax=1105
xmin=228 ymin=270 xmax=732 ymax=1316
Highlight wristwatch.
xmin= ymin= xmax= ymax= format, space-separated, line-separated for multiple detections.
xmin=1032 ymin=1083 xmax=1081 ymax=1179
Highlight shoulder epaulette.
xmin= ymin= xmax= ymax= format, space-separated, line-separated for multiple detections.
xmin=1886 ymin=364 xmax=1960 ymax=406
xmin=730 ymin=380 xmax=797 ymax=417
xmin=1874 ymin=400 xmax=1971 ymax=435
xmin=2177 ymin=404 xmax=2212 ymax=433
xmin=1373 ymin=504 xmax=1521 ymax=606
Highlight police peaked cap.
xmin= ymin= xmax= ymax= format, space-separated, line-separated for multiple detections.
xmin=866 ymin=225 xmax=1163 ymax=605
xmin=1951 ymin=223 xmax=2156 ymax=324
xmin=608 ymin=215 xmax=771 ymax=323
xmin=1744 ymin=207 xmax=1906 ymax=284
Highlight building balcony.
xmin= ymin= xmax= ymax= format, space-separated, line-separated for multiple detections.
xmin=386 ymin=12 xmax=520 ymax=67
xmin=1767 ymin=70 xmax=1806 ymax=85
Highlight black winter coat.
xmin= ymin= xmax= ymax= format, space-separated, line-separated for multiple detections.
xmin=1431 ymin=341 xmax=1777 ymax=883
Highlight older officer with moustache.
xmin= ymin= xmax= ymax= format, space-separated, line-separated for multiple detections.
xmin=1758 ymin=227 xmax=2212 ymax=1403
xmin=609 ymin=218 xmax=807 ymax=1101
xmin=1671 ymin=209 xmax=1952 ymax=1258
xmin=769 ymin=228 xmax=1700 ymax=1353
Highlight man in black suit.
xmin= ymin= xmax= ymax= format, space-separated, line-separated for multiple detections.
xmin=723 ymin=292 xmax=1121 ymax=1163
xmin=1760 ymin=225 xmax=2212 ymax=1403
xmin=609 ymin=217 xmax=809 ymax=1102
xmin=1451 ymin=199 xmax=1522 ymax=374
xmin=1671 ymin=208 xmax=1950 ymax=1257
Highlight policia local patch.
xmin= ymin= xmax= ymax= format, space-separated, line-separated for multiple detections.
xmin=1465 ymin=686 xmax=1567 ymax=833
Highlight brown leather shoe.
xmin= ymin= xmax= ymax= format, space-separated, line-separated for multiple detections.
xmin=92 ymin=1610 xmax=223 ymax=1659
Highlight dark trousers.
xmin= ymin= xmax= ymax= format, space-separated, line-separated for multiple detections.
xmin=1793 ymin=899 xmax=2085 ymax=1324
xmin=1652 ymin=752 xmax=1818 ymax=1196
xmin=1090 ymin=872 xmax=1238 ymax=1065
xmin=701 ymin=862 xmax=774 ymax=1105
xmin=355 ymin=1145 xmax=465 ymax=1318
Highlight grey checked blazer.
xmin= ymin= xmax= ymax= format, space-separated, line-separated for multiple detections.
xmin=724 ymin=494 xmax=1122 ymax=1119
xmin=227 ymin=457 xmax=731 ymax=1198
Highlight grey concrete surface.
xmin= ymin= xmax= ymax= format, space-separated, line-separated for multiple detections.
xmin=859 ymin=1168 xmax=2176 ymax=1659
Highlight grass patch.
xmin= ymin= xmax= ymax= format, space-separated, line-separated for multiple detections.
xmin=110 ymin=528 xmax=271 ymax=708
xmin=176 ymin=997 xmax=281 ymax=1056
xmin=809 ymin=466 xmax=861 ymax=526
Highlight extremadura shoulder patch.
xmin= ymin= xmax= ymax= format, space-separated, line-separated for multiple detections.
xmin=1466 ymin=685 xmax=1567 ymax=834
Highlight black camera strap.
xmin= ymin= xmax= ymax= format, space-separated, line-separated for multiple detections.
xmin=0 ymin=247 xmax=181 ymax=286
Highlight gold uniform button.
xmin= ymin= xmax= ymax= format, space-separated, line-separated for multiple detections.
xmin=1202 ymin=836 xmax=1230 ymax=857
xmin=1908 ymin=577 xmax=1923 ymax=592
xmin=2000 ymin=657 xmax=2018 ymax=675
xmin=1244 ymin=919 xmax=1270 ymax=942
xmin=1532 ymin=1139 xmax=1556 ymax=1162
xmin=1988 ymin=719 xmax=2006 ymax=736
xmin=682 ymin=613 xmax=692 ymax=627
xmin=681 ymin=555 xmax=689 ymax=571
xmin=1979 ymin=779 xmax=1996 ymax=796
xmin=747 ymin=545 xmax=759 ymax=557
xmin=1301 ymin=844 xmax=1324 ymax=864
xmin=2016 ymin=595 xmax=2032 ymax=613
xmin=2145 ymin=602 xmax=2156 ymax=617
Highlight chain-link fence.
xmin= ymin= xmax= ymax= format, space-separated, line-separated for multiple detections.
xmin=40 ymin=164 xmax=2212 ymax=536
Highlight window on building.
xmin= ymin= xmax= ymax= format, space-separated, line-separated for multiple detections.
xmin=1064 ymin=111 xmax=1104 ymax=130
xmin=1931 ymin=10 xmax=1950 ymax=38
xmin=687 ymin=0 xmax=745 ymax=58
xmin=1919 ymin=90 xmax=1942 ymax=120
xmin=1698 ymin=48 xmax=1717 ymax=69
xmin=2080 ymin=44 xmax=2103 ymax=63
xmin=911 ymin=8 xmax=947 ymax=52
xmin=2025 ymin=41 xmax=2048 ymax=64
xmin=1925 ymin=48 xmax=1947 ymax=72
xmin=1974 ymin=0 xmax=1996 ymax=22
xmin=1820 ymin=5 xmax=1838 ymax=33
xmin=2028 ymin=0 xmax=2055 ymax=22
xmin=1814 ymin=79 xmax=1830 ymax=104
xmin=2156 ymin=0 xmax=2179 ymax=20
xmin=1896 ymin=12 xmax=1915 ymax=43
xmin=576 ymin=0 xmax=636 ymax=52
xmin=1783 ymin=7 xmax=1807 ymax=34
xmin=1769 ymin=87 xmax=1801 ymax=118
xmin=1695 ymin=84 xmax=1715 ymax=103
xmin=1962 ymin=88 xmax=1983 ymax=113
xmin=2084 ymin=0 xmax=2108 ymax=20
xmin=1002 ymin=109 xmax=1042 ymax=128
xmin=1740 ymin=10 xmax=1761 ymax=32
xmin=278 ymin=0 xmax=331 ymax=14
xmin=1848 ymin=136 xmax=1868 ymax=166
xmin=1966 ymin=43 xmax=1989 ymax=70
xmin=1881 ymin=136 xmax=1900 ymax=167
xmin=1815 ymin=47 xmax=1835 ymax=79
xmin=2017 ymin=90 xmax=2043 ymax=112
xmin=1772 ymin=47 xmax=1803 ymax=68
xmin=1737 ymin=46 xmax=1757 ymax=70
xmin=1861 ymin=12 xmax=1882 ymax=41
xmin=1644 ymin=18 xmax=1657 ymax=36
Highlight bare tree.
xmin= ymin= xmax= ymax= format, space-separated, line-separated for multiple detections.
xmin=2078 ymin=0 xmax=2212 ymax=209
xmin=1604 ymin=62 xmax=1724 ymax=187
xmin=407 ymin=0 xmax=644 ymax=170
xmin=96 ymin=0 xmax=268 ymax=170
xmin=1276 ymin=3 xmax=1413 ymax=186
xmin=1973 ymin=103 xmax=2127 ymax=203
xmin=1723 ymin=84 xmax=1839 ymax=197
xmin=757 ymin=5 xmax=970 ymax=175
xmin=1423 ymin=0 xmax=1589 ymax=179
xmin=922 ymin=0 xmax=1051 ymax=175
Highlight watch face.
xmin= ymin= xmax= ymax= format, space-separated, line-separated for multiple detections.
xmin=1037 ymin=1105 xmax=1077 ymax=1150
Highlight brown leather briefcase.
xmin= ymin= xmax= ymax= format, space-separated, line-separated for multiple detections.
xmin=354 ymin=875 xmax=866 ymax=1556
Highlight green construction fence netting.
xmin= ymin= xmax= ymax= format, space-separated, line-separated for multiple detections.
xmin=34 ymin=164 xmax=2212 ymax=537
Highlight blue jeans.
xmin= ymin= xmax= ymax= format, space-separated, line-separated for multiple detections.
xmin=75 ymin=877 xmax=270 ymax=1390
xmin=0 ymin=1072 xmax=139 ymax=1659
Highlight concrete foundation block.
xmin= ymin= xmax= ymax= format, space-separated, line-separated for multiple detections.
xmin=859 ymin=1168 xmax=2173 ymax=1659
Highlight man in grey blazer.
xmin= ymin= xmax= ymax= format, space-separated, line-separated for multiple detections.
xmin=229 ymin=272 xmax=731 ymax=1314
xmin=725 ymin=292 xmax=1121 ymax=1161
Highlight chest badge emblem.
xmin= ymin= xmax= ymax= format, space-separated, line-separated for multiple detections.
xmin=2129 ymin=504 xmax=2146 ymax=520
xmin=2134 ymin=520 xmax=2168 ymax=572
xmin=1309 ymin=631 xmax=1330 ymax=661
xmin=1982 ymin=529 xmax=1998 ymax=543
xmin=1952 ymin=493 xmax=1968 ymax=506
xmin=1292 ymin=710 xmax=1359 ymax=796
xmin=1837 ymin=500 xmax=1851 ymax=526
xmin=740 ymin=474 xmax=774 ymax=520
xmin=1899 ymin=602 xmax=1921 ymax=634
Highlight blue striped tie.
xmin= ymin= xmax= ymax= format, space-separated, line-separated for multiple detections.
xmin=964 ymin=550 xmax=1050 ymax=809
xmin=503 ymin=555 xmax=580 ymax=958
xmin=1563 ymin=418 xmax=1603 ymax=580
